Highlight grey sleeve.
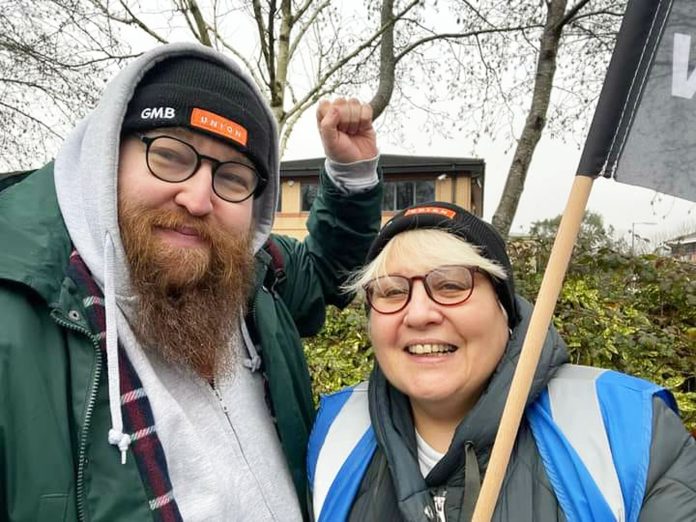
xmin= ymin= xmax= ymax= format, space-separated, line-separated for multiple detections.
xmin=324 ymin=155 xmax=379 ymax=194
xmin=639 ymin=397 xmax=696 ymax=521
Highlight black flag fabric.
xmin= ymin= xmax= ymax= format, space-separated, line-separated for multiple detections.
xmin=577 ymin=0 xmax=696 ymax=203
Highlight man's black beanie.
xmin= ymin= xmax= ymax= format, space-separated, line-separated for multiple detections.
xmin=365 ymin=201 xmax=520 ymax=328
xmin=122 ymin=56 xmax=273 ymax=196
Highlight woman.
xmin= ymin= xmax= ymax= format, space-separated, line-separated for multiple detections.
xmin=307 ymin=201 xmax=696 ymax=522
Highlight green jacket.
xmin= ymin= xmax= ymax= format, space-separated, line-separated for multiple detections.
xmin=0 ymin=163 xmax=382 ymax=521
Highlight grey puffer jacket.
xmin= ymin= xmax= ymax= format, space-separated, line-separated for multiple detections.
xmin=346 ymin=298 xmax=696 ymax=522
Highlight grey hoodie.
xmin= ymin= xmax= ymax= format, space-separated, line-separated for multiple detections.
xmin=53 ymin=43 xmax=301 ymax=521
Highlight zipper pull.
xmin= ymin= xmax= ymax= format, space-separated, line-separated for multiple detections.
xmin=212 ymin=385 xmax=230 ymax=415
xmin=433 ymin=489 xmax=447 ymax=522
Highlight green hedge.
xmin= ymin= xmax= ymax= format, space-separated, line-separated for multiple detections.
xmin=512 ymin=241 xmax=696 ymax=433
xmin=303 ymin=303 xmax=372 ymax=400
xmin=304 ymin=241 xmax=696 ymax=433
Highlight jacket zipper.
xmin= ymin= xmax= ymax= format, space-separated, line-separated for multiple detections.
xmin=208 ymin=382 xmax=280 ymax=521
xmin=433 ymin=488 xmax=447 ymax=522
xmin=52 ymin=312 xmax=102 ymax=522
xmin=211 ymin=384 xmax=232 ymax=424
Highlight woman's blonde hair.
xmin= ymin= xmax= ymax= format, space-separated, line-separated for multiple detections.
xmin=343 ymin=228 xmax=508 ymax=298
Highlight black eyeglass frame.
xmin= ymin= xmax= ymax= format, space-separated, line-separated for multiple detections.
xmin=363 ymin=265 xmax=480 ymax=315
xmin=139 ymin=134 xmax=267 ymax=203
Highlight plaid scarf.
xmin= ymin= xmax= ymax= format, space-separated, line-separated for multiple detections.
xmin=66 ymin=250 xmax=184 ymax=522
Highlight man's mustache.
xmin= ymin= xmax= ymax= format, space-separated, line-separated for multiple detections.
xmin=147 ymin=210 xmax=217 ymax=243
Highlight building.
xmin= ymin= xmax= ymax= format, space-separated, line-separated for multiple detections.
xmin=275 ymin=154 xmax=485 ymax=239
xmin=665 ymin=232 xmax=696 ymax=263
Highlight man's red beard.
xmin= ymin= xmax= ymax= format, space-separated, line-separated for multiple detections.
xmin=119 ymin=200 xmax=255 ymax=380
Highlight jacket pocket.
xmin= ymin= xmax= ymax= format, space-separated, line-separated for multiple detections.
xmin=37 ymin=494 xmax=68 ymax=522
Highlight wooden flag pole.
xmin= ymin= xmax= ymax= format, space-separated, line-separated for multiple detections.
xmin=471 ymin=174 xmax=595 ymax=522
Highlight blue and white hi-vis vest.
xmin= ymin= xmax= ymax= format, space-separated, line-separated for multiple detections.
xmin=307 ymin=365 xmax=678 ymax=522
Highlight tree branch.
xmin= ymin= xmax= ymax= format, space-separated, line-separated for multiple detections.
xmin=560 ymin=0 xmax=592 ymax=27
xmin=185 ymin=0 xmax=212 ymax=46
xmin=287 ymin=0 xmax=330 ymax=62
xmin=395 ymin=24 xmax=542 ymax=64
xmin=370 ymin=0 xmax=395 ymax=119
xmin=280 ymin=82 xmax=336 ymax=146
xmin=460 ymin=0 xmax=499 ymax=29
xmin=107 ymin=0 xmax=168 ymax=43
xmin=567 ymin=8 xmax=624 ymax=25
xmin=252 ymin=0 xmax=272 ymax=78
xmin=291 ymin=0 xmax=315 ymax=25
xmin=268 ymin=0 xmax=278 ymax=93
xmin=0 ymin=100 xmax=63 ymax=139
xmin=202 ymin=22 xmax=267 ymax=89
xmin=285 ymin=0 xmax=420 ymax=122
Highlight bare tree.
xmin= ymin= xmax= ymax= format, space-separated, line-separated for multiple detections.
xmin=86 ymin=0 xmax=443 ymax=152
xmin=488 ymin=0 xmax=626 ymax=237
xmin=82 ymin=1 xmax=556 ymax=149
xmin=353 ymin=0 xmax=624 ymax=237
xmin=2 ymin=0 xmax=625 ymax=234
xmin=0 ymin=0 xmax=135 ymax=171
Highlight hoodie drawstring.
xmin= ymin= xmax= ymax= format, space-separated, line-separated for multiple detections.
xmin=104 ymin=233 xmax=132 ymax=464
xmin=240 ymin=312 xmax=262 ymax=372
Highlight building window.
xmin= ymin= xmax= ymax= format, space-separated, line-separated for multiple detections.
xmin=301 ymin=182 xmax=318 ymax=211
xmin=301 ymin=179 xmax=435 ymax=212
xmin=382 ymin=180 xmax=435 ymax=211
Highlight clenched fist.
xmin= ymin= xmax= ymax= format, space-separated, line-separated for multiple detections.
xmin=316 ymin=98 xmax=378 ymax=164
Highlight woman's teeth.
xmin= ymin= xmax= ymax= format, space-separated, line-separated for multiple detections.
xmin=406 ymin=344 xmax=456 ymax=355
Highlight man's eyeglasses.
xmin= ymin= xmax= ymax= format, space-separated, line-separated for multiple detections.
xmin=139 ymin=135 xmax=264 ymax=203
xmin=363 ymin=265 xmax=479 ymax=314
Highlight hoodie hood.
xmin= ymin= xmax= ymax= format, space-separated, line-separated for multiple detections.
xmin=54 ymin=42 xmax=279 ymax=295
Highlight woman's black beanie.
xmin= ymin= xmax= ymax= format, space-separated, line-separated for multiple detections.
xmin=365 ymin=201 xmax=520 ymax=328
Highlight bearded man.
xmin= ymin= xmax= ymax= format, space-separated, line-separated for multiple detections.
xmin=0 ymin=42 xmax=381 ymax=521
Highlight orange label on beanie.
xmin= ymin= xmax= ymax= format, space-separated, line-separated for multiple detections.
xmin=404 ymin=206 xmax=457 ymax=219
xmin=191 ymin=108 xmax=248 ymax=146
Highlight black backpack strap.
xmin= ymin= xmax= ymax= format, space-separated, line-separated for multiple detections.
xmin=0 ymin=170 xmax=34 ymax=193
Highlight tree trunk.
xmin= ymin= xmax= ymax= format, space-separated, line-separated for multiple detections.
xmin=186 ymin=0 xmax=212 ymax=46
xmin=370 ymin=0 xmax=396 ymax=120
xmin=272 ymin=0 xmax=292 ymax=126
xmin=491 ymin=0 xmax=567 ymax=238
